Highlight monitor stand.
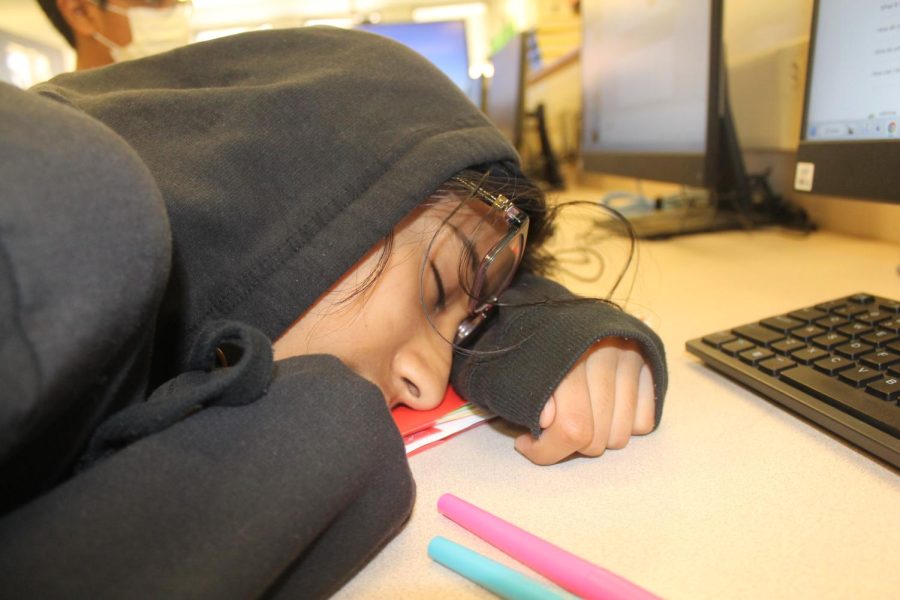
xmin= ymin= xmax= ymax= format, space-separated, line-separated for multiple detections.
xmin=608 ymin=65 xmax=811 ymax=240
xmin=523 ymin=104 xmax=565 ymax=190
xmin=603 ymin=178 xmax=809 ymax=240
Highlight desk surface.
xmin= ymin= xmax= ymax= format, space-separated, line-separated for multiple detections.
xmin=336 ymin=228 xmax=900 ymax=600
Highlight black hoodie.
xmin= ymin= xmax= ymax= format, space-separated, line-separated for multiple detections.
xmin=1 ymin=27 xmax=666 ymax=598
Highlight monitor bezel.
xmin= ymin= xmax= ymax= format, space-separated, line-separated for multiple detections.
xmin=794 ymin=0 xmax=900 ymax=204
xmin=484 ymin=32 xmax=528 ymax=149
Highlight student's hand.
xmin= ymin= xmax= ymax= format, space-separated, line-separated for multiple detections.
xmin=514 ymin=337 xmax=655 ymax=465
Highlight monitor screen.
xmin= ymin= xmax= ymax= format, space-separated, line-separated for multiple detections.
xmin=794 ymin=0 xmax=900 ymax=203
xmin=580 ymin=0 xmax=721 ymax=188
xmin=356 ymin=20 xmax=479 ymax=107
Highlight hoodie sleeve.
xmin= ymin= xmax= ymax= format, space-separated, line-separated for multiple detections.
xmin=0 ymin=354 xmax=414 ymax=600
xmin=451 ymin=273 xmax=668 ymax=436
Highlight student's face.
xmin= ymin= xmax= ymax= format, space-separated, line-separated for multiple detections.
xmin=273 ymin=197 xmax=514 ymax=411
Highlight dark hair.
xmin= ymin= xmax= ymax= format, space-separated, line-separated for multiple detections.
xmin=331 ymin=163 xmax=551 ymax=312
xmin=37 ymin=0 xmax=110 ymax=48
xmin=445 ymin=165 xmax=637 ymax=317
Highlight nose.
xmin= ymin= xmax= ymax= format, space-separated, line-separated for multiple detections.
xmin=391 ymin=324 xmax=455 ymax=411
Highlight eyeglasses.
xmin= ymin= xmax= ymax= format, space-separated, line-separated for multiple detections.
xmin=450 ymin=177 xmax=529 ymax=344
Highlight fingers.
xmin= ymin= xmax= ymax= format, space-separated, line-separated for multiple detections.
xmin=516 ymin=337 xmax=657 ymax=466
xmin=633 ymin=363 xmax=656 ymax=434
xmin=515 ymin=359 xmax=599 ymax=465
xmin=538 ymin=396 xmax=557 ymax=429
xmin=605 ymin=340 xmax=643 ymax=449
xmin=578 ymin=343 xmax=618 ymax=456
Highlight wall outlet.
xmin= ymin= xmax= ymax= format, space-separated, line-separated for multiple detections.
xmin=794 ymin=161 xmax=815 ymax=192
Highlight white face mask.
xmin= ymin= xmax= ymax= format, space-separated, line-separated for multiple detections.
xmin=93 ymin=2 xmax=193 ymax=63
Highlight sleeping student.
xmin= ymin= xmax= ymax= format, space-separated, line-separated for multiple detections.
xmin=0 ymin=27 xmax=667 ymax=598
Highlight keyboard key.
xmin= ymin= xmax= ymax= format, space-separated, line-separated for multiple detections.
xmin=761 ymin=315 xmax=804 ymax=332
xmin=857 ymin=310 xmax=891 ymax=325
xmin=837 ymin=322 xmax=874 ymax=337
xmin=772 ymin=338 xmax=806 ymax=355
xmin=816 ymin=299 xmax=846 ymax=312
xmin=792 ymin=325 xmax=827 ymax=341
xmin=880 ymin=300 xmax=900 ymax=313
xmin=848 ymin=293 xmax=876 ymax=304
xmin=735 ymin=324 xmax=785 ymax=346
xmin=835 ymin=340 xmax=874 ymax=359
xmin=780 ymin=366 xmax=900 ymax=436
xmin=811 ymin=332 xmax=849 ymax=350
xmin=866 ymin=376 xmax=900 ymax=402
xmin=740 ymin=347 xmax=774 ymax=365
xmin=860 ymin=350 xmax=900 ymax=370
xmin=703 ymin=331 xmax=737 ymax=348
xmin=759 ymin=355 xmax=796 ymax=375
xmin=788 ymin=308 xmax=828 ymax=323
xmin=838 ymin=365 xmax=882 ymax=387
xmin=722 ymin=339 xmax=755 ymax=356
xmin=879 ymin=318 xmax=900 ymax=333
xmin=815 ymin=315 xmax=849 ymax=329
xmin=861 ymin=329 xmax=900 ymax=347
xmin=791 ymin=346 xmax=830 ymax=365
xmin=813 ymin=355 xmax=854 ymax=375
xmin=788 ymin=307 xmax=827 ymax=322
xmin=834 ymin=305 xmax=867 ymax=318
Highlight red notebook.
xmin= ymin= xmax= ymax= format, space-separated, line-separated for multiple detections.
xmin=391 ymin=386 xmax=493 ymax=456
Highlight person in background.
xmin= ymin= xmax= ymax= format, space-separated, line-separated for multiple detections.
xmin=36 ymin=0 xmax=192 ymax=70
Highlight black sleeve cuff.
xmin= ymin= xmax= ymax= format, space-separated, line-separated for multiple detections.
xmin=451 ymin=273 xmax=668 ymax=436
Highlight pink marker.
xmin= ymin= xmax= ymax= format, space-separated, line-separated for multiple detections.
xmin=437 ymin=493 xmax=660 ymax=600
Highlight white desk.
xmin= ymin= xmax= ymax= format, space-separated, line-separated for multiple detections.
xmin=336 ymin=229 xmax=900 ymax=600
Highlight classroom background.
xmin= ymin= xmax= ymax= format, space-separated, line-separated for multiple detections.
xmin=3 ymin=2 xmax=898 ymax=597
xmin=4 ymin=0 xmax=898 ymax=242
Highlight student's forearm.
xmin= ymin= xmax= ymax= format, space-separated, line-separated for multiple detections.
xmin=451 ymin=273 xmax=668 ymax=435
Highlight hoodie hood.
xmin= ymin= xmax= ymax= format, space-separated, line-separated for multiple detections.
xmin=33 ymin=27 xmax=520 ymax=365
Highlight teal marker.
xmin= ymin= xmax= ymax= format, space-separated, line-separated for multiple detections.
xmin=428 ymin=536 xmax=572 ymax=600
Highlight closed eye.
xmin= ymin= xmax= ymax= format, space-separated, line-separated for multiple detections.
xmin=429 ymin=260 xmax=446 ymax=311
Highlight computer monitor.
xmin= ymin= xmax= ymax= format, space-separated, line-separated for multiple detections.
xmin=356 ymin=20 xmax=480 ymax=107
xmin=794 ymin=0 xmax=900 ymax=203
xmin=484 ymin=32 xmax=527 ymax=149
xmin=580 ymin=0 xmax=786 ymax=238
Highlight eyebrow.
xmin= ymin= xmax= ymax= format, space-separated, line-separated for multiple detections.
xmin=429 ymin=260 xmax=446 ymax=310
xmin=447 ymin=223 xmax=480 ymax=276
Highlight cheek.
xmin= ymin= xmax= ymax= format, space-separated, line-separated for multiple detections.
xmin=363 ymin=269 xmax=430 ymax=338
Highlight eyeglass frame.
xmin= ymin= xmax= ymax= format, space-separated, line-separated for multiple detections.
xmin=449 ymin=176 xmax=529 ymax=344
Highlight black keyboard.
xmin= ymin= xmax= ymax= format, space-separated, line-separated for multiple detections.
xmin=686 ymin=293 xmax=900 ymax=469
